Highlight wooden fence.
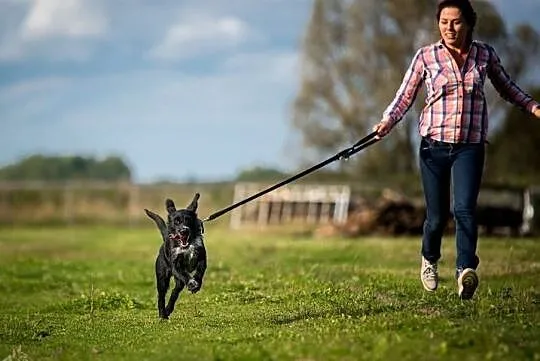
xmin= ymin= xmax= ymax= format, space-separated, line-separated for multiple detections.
xmin=229 ymin=183 xmax=351 ymax=229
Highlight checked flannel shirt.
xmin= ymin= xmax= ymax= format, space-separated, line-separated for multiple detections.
xmin=383 ymin=40 xmax=540 ymax=144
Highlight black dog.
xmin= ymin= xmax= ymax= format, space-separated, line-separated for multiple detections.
xmin=144 ymin=193 xmax=207 ymax=319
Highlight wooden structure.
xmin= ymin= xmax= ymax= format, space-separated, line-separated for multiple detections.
xmin=229 ymin=183 xmax=351 ymax=229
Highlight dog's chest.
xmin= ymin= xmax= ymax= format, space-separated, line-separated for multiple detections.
xmin=171 ymin=245 xmax=198 ymax=272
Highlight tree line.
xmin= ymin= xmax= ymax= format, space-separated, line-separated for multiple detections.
xmin=0 ymin=155 xmax=131 ymax=182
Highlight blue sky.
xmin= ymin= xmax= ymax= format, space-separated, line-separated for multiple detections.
xmin=1 ymin=0 xmax=539 ymax=183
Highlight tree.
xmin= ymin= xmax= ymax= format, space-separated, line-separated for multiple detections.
xmin=292 ymin=0 xmax=539 ymax=182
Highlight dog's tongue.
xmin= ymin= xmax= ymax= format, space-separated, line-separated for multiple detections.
xmin=179 ymin=234 xmax=189 ymax=247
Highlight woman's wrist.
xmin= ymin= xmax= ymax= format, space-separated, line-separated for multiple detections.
xmin=535 ymin=105 xmax=540 ymax=119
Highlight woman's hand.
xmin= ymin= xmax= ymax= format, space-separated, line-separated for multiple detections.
xmin=534 ymin=106 xmax=540 ymax=119
xmin=372 ymin=117 xmax=393 ymax=139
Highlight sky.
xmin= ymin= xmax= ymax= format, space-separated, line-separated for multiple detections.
xmin=1 ymin=0 xmax=539 ymax=184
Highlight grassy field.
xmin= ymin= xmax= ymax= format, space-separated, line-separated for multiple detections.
xmin=0 ymin=226 xmax=539 ymax=361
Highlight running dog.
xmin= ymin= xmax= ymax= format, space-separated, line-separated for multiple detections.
xmin=144 ymin=193 xmax=207 ymax=319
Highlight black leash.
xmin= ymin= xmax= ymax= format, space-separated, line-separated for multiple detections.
xmin=202 ymin=131 xmax=380 ymax=223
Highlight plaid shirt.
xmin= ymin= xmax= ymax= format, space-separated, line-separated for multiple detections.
xmin=383 ymin=40 xmax=540 ymax=143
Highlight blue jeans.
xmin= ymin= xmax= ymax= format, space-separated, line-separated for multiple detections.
xmin=419 ymin=137 xmax=484 ymax=270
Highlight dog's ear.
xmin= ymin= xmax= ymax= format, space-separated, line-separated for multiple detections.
xmin=165 ymin=199 xmax=176 ymax=214
xmin=144 ymin=209 xmax=168 ymax=241
xmin=187 ymin=193 xmax=200 ymax=212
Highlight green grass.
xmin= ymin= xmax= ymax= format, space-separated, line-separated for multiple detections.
xmin=0 ymin=226 xmax=539 ymax=361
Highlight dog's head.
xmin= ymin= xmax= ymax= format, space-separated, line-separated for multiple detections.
xmin=165 ymin=193 xmax=203 ymax=249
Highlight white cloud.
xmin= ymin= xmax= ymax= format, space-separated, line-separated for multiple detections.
xmin=0 ymin=0 xmax=107 ymax=61
xmin=149 ymin=15 xmax=250 ymax=61
xmin=21 ymin=0 xmax=107 ymax=40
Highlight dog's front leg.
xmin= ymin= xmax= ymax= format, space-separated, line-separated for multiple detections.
xmin=165 ymin=278 xmax=185 ymax=317
xmin=188 ymin=255 xmax=207 ymax=293
xmin=156 ymin=258 xmax=171 ymax=319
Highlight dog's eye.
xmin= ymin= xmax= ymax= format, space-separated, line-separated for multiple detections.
xmin=174 ymin=218 xmax=181 ymax=225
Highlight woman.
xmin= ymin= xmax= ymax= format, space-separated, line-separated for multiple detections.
xmin=373 ymin=0 xmax=540 ymax=299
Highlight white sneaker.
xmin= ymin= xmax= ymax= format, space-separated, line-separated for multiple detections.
xmin=457 ymin=268 xmax=478 ymax=300
xmin=420 ymin=257 xmax=438 ymax=291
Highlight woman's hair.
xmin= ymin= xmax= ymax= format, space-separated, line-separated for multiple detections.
xmin=436 ymin=0 xmax=477 ymax=45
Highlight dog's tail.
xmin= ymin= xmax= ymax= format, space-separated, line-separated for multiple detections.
xmin=144 ymin=209 xmax=168 ymax=242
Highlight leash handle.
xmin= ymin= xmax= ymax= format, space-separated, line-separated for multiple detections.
xmin=202 ymin=131 xmax=379 ymax=222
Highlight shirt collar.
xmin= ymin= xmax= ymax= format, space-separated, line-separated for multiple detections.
xmin=437 ymin=39 xmax=475 ymax=52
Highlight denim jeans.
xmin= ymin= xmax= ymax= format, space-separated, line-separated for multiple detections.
xmin=419 ymin=137 xmax=484 ymax=270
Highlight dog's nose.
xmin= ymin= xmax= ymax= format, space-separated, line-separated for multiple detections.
xmin=180 ymin=227 xmax=190 ymax=236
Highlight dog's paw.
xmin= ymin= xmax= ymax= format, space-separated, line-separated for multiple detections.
xmin=187 ymin=279 xmax=201 ymax=293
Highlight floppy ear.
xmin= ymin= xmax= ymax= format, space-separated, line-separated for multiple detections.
xmin=187 ymin=193 xmax=200 ymax=212
xmin=165 ymin=199 xmax=176 ymax=214
xmin=144 ymin=209 xmax=168 ymax=241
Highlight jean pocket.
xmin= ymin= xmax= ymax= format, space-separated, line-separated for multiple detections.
xmin=420 ymin=137 xmax=432 ymax=151
xmin=419 ymin=138 xmax=432 ymax=160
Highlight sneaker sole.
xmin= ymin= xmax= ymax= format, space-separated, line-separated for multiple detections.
xmin=458 ymin=269 xmax=478 ymax=300
xmin=421 ymin=280 xmax=437 ymax=292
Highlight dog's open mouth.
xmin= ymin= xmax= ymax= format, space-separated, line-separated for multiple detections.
xmin=169 ymin=231 xmax=190 ymax=248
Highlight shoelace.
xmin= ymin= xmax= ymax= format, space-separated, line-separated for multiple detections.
xmin=423 ymin=262 xmax=437 ymax=280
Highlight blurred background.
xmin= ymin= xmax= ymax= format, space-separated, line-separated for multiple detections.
xmin=1 ymin=0 xmax=540 ymax=236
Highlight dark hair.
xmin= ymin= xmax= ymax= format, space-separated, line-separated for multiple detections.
xmin=436 ymin=0 xmax=477 ymax=45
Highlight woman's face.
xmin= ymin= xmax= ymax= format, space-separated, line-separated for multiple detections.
xmin=438 ymin=6 xmax=469 ymax=49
